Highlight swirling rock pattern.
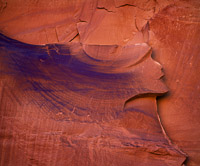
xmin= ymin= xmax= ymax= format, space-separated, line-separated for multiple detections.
xmin=0 ymin=34 xmax=186 ymax=165
xmin=1 ymin=0 xmax=200 ymax=165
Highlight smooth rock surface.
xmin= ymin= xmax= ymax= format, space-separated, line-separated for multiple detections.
xmin=148 ymin=4 xmax=200 ymax=166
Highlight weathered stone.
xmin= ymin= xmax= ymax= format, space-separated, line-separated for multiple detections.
xmin=0 ymin=0 xmax=200 ymax=165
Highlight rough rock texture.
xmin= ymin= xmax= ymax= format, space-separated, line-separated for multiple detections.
xmin=0 ymin=0 xmax=200 ymax=165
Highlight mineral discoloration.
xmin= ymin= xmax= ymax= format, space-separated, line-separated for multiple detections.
xmin=0 ymin=0 xmax=200 ymax=165
xmin=0 ymin=33 xmax=186 ymax=165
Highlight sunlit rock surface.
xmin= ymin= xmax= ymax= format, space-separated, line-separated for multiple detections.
xmin=0 ymin=0 xmax=200 ymax=165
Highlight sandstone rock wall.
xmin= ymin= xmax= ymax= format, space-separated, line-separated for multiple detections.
xmin=0 ymin=0 xmax=200 ymax=165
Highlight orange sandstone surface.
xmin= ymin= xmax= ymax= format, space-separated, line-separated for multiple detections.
xmin=0 ymin=0 xmax=200 ymax=166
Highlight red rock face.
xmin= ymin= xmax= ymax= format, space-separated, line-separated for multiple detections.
xmin=0 ymin=34 xmax=185 ymax=166
xmin=0 ymin=0 xmax=200 ymax=166
xmin=149 ymin=4 xmax=200 ymax=166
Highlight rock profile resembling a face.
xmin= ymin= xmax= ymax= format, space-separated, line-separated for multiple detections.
xmin=0 ymin=34 xmax=186 ymax=166
xmin=0 ymin=33 xmax=167 ymax=122
xmin=80 ymin=43 xmax=168 ymax=121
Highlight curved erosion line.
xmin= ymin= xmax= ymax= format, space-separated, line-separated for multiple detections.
xmin=126 ymin=47 xmax=152 ymax=68
xmin=124 ymin=92 xmax=188 ymax=162
xmin=123 ymin=92 xmax=167 ymax=109
xmin=156 ymin=98 xmax=188 ymax=162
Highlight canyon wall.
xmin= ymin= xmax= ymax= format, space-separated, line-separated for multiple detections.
xmin=0 ymin=0 xmax=200 ymax=165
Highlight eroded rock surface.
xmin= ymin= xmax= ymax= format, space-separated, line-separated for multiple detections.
xmin=0 ymin=34 xmax=186 ymax=165
xmin=0 ymin=0 xmax=200 ymax=165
